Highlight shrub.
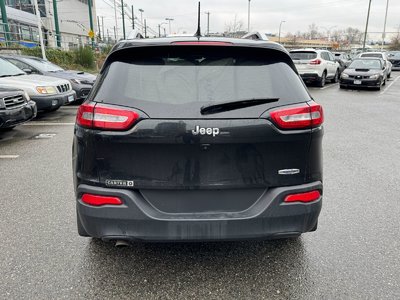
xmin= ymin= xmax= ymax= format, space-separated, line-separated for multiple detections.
xmin=73 ymin=47 xmax=95 ymax=69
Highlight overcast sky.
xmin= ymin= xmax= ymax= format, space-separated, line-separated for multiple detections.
xmin=96 ymin=0 xmax=400 ymax=40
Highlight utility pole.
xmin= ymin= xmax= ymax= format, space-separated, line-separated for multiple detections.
xmin=52 ymin=0 xmax=61 ymax=47
xmin=205 ymin=11 xmax=210 ymax=36
xmin=88 ymin=0 xmax=95 ymax=48
xmin=132 ymin=5 xmax=135 ymax=29
xmin=158 ymin=24 xmax=161 ymax=37
xmin=144 ymin=19 xmax=147 ymax=38
xmin=33 ymin=0 xmax=46 ymax=59
xmin=107 ymin=28 xmax=109 ymax=44
xmin=0 ymin=0 xmax=11 ymax=46
xmin=165 ymin=18 xmax=174 ymax=34
xmin=113 ymin=0 xmax=118 ymax=41
xmin=362 ymin=0 xmax=372 ymax=51
xmin=247 ymin=0 xmax=251 ymax=33
xmin=101 ymin=16 xmax=105 ymax=42
xmin=139 ymin=9 xmax=144 ymax=34
xmin=163 ymin=27 xmax=166 ymax=37
xmin=121 ymin=0 xmax=126 ymax=39
xmin=97 ymin=16 xmax=101 ymax=41
xmin=381 ymin=0 xmax=389 ymax=51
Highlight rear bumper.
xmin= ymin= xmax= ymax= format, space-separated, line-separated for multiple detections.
xmin=31 ymin=90 xmax=76 ymax=111
xmin=76 ymin=181 xmax=322 ymax=241
xmin=72 ymin=84 xmax=92 ymax=100
xmin=299 ymin=73 xmax=321 ymax=82
xmin=0 ymin=101 xmax=37 ymax=128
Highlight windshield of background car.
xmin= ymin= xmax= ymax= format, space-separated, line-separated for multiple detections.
xmin=95 ymin=47 xmax=310 ymax=107
xmin=388 ymin=52 xmax=400 ymax=58
xmin=289 ymin=51 xmax=317 ymax=60
xmin=0 ymin=58 xmax=25 ymax=76
xmin=360 ymin=53 xmax=382 ymax=59
xmin=25 ymin=58 xmax=64 ymax=72
xmin=349 ymin=59 xmax=381 ymax=69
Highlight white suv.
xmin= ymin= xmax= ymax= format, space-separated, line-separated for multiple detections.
xmin=289 ymin=49 xmax=340 ymax=87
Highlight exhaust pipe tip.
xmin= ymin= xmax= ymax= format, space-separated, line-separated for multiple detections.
xmin=115 ymin=240 xmax=130 ymax=248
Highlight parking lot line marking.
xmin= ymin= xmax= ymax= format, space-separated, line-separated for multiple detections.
xmin=380 ymin=76 xmax=400 ymax=95
xmin=22 ymin=122 xmax=75 ymax=126
xmin=321 ymin=83 xmax=339 ymax=90
xmin=0 ymin=155 xmax=19 ymax=159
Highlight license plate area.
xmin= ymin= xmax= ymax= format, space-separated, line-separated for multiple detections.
xmin=68 ymin=95 xmax=75 ymax=102
xmin=354 ymin=80 xmax=362 ymax=85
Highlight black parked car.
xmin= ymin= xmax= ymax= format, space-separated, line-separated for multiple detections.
xmin=73 ymin=37 xmax=324 ymax=243
xmin=340 ymin=57 xmax=387 ymax=90
xmin=0 ymin=87 xmax=37 ymax=130
xmin=1 ymin=55 xmax=96 ymax=101
xmin=388 ymin=51 xmax=400 ymax=71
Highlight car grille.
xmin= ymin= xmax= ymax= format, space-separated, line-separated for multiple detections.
xmin=2 ymin=94 xmax=25 ymax=109
xmin=56 ymin=84 xmax=71 ymax=93
xmin=348 ymin=75 xmax=370 ymax=79
xmin=390 ymin=60 xmax=400 ymax=67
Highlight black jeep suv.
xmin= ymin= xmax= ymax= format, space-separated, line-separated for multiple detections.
xmin=73 ymin=37 xmax=324 ymax=242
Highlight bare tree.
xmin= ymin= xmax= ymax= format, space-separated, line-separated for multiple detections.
xmin=224 ymin=15 xmax=244 ymax=37
xmin=389 ymin=26 xmax=400 ymax=50
xmin=308 ymin=23 xmax=319 ymax=40
xmin=344 ymin=27 xmax=363 ymax=44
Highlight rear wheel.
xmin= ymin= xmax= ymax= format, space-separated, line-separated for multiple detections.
xmin=331 ymin=70 xmax=339 ymax=83
xmin=0 ymin=126 xmax=15 ymax=132
xmin=340 ymin=85 xmax=346 ymax=89
xmin=388 ymin=72 xmax=391 ymax=78
xmin=317 ymin=72 xmax=326 ymax=87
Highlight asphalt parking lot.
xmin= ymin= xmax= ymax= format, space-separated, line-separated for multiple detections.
xmin=1 ymin=73 xmax=400 ymax=299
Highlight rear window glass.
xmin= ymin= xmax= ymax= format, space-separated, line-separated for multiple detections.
xmin=361 ymin=53 xmax=382 ymax=58
xmin=95 ymin=47 xmax=309 ymax=107
xmin=289 ymin=51 xmax=317 ymax=60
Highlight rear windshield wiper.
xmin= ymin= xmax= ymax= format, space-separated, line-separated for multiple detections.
xmin=200 ymin=98 xmax=279 ymax=115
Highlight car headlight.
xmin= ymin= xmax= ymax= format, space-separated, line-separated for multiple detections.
xmin=341 ymin=73 xmax=349 ymax=79
xmin=70 ymin=79 xmax=81 ymax=84
xmin=36 ymin=86 xmax=57 ymax=94
xmin=369 ymin=74 xmax=379 ymax=79
xmin=24 ymin=91 xmax=31 ymax=101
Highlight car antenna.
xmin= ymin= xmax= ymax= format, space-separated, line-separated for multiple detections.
xmin=194 ymin=2 xmax=202 ymax=38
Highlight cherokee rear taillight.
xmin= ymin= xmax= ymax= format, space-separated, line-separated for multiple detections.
xmin=81 ymin=193 xmax=123 ymax=206
xmin=76 ymin=103 xmax=140 ymax=131
xmin=284 ymin=190 xmax=321 ymax=203
xmin=269 ymin=102 xmax=324 ymax=130
xmin=309 ymin=59 xmax=322 ymax=65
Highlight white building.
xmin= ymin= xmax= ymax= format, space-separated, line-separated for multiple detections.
xmin=42 ymin=0 xmax=97 ymax=49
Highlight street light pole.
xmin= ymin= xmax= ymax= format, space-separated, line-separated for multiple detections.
xmin=52 ymin=0 xmax=61 ymax=47
xmin=139 ymin=9 xmax=144 ymax=35
xmin=33 ymin=0 xmax=46 ymax=59
xmin=205 ymin=12 xmax=210 ymax=36
xmin=165 ymin=18 xmax=174 ymax=35
xmin=0 ymin=0 xmax=11 ymax=46
xmin=247 ymin=0 xmax=251 ymax=33
xmin=88 ymin=0 xmax=95 ymax=48
xmin=362 ymin=0 xmax=372 ymax=51
xmin=113 ymin=0 xmax=118 ymax=41
xmin=278 ymin=20 xmax=285 ymax=44
xmin=381 ymin=0 xmax=389 ymax=51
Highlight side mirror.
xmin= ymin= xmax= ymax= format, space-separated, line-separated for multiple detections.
xmin=23 ymin=68 xmax=33 ymax=74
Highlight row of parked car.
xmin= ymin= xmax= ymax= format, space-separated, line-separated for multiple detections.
xmin=0 ymin=55 xmax=96 ymax=130
xmin=289 ymin=49 xmax=400 ymax=90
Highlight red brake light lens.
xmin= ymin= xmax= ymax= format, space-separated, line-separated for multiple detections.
xmin=284 ymin=190 xmax=321 ymax=203
xmin=309 ymin=59 xmax=322 ymax=65
xmin=269 ymin=102 xmax=324 ymax=130
xmin=76 ymin=103 xmax=139 ymax=131
xmin=81 ymin=193 xmax=123 ymax=206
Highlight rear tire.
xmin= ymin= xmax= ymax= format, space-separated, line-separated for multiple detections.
xmin=317 ymin=72 xmax=326 ymax=87
xmin=331 ymin=70 xmax=339 ymax=83
xmin=0 ymin=126 xmax=15 ymax=132
xmin=340 ymin=85 xmax=346 ymax=89
xmin=388 ymin=72 xmax=391 ymax=78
